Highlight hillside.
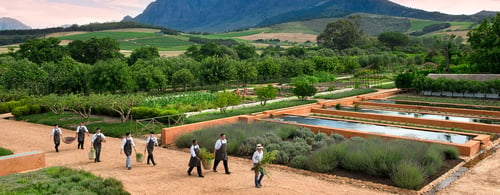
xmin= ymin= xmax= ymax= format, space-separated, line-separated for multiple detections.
xmin=132 ymin=0 xmax=490 ymax=33
xmin=0 ymin=17 xmax=31 ymax=30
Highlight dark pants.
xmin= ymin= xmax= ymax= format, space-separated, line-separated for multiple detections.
xmin=77 ymin=141 xmax=84 ymax=149
xmin=187 ymin=165 xmax=202 ymax=176
xmin=94 ymin=144 xmax=101 ymax=162
xmin=147 ymin=150 xmax=156 ymax=165
xmin=54 ymin=143 xmax=60 ymax=152
xmin=254 ymin=163 xmax=264 ymax=187
xmin=213 ymin=160 xmax=229 ymax=173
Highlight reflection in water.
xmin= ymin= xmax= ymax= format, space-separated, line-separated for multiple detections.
xmin=278 ymin=115 xmax=474 ymax=144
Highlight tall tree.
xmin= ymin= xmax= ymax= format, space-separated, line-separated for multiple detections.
xmin=234 ymin=60 xmax=257 ymax=87
xmin=378 ymin=32 xmax=409 ymax=51
xmin=17 ymin=37 xmax=66 ymax=64
xmin=255 ymin=84 xmax=278 ymax=106
xmin=434 ymin=34 xmax=460 ymax=73
xmin=200 ymin=56 xmax=235 ymax=90
xmin=172 ymin=68 xmax=195 ymax=92
xmin=317 ymin=18 xmax=363 ymax=50
xmin=127 ymin=46 xmax=160 ymax=65
xmin=68 ymin=37 xmax=123 ymax=64
xmin=88 ymin=59 xmax=134 ymax=94
xmin=233 ymin=44 xmax=258 ymax=60
xmin=467 ymin=13 xmax=500 ymax=73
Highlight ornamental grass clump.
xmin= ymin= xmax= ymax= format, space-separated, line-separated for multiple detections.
xmin=390 ymin=160 xmax=425 ymax=190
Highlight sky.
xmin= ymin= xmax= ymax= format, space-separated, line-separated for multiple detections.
xmin=0 ymin=0 xmax=499 ymax=29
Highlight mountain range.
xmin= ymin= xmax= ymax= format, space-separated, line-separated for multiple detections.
xmin=0 ymin=17 xmax=31 ymax=30
xmin=131 ymin=0 xmax=495 ymax=33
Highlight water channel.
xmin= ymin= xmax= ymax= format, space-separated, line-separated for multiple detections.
xmin=371 ymin=99 xmax=500 ymax=112
xmin=278 ymin=115 xmax=474 ymax=144
xmin=331 ymin=107 xmax=500 ymax=125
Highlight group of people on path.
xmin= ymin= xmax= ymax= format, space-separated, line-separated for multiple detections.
xmin=50 ymin=124 xmax=265 ymax=188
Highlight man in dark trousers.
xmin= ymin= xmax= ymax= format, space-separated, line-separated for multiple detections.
xmin=187 ymin=139 xmax=204 ymax=177
xmin=213 ymin=133 xmax=231 ymax=174
xmin=75 ymin=122 xmax=89 ymax=149
xmin=50 ymin=124 xmax=62 ymax=152
xmin=120 ymin=132 xmax=137 ymax=170
xmin=91 ymin=128 xmax=106 ymax=163
xmin=145 ymin=131 xmax=159 ymax=166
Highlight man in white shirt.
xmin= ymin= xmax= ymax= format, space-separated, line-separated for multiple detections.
xmin=187 ymin=139 xmax=204 ymax=177
xmin=213 ymin=133 xmax=231 ymax=174
xmin=91 ymin=128 xmax=106 ymax=163
xmin=145 ymin=131 xmax=159 ymax=166
xmin=120 ymin=132 xmax=137 ymax=170
xmin=75 ymin=122 xmax=89 ymax=149
xmin=252 ymin=144 xmax=264 ymax=188
xmin=50 ymin=124 xmax=62 ymax=152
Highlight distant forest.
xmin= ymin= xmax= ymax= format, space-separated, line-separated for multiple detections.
xmin=0 ymin=22 xmax=180 ymax=45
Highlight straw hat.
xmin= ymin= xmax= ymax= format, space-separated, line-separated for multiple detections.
xmin=256 ymin=144 xmax=263 ymax=149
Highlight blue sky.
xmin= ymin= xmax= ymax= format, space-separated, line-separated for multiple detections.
xmin=0 ymin=0 xmax=499 ymax=28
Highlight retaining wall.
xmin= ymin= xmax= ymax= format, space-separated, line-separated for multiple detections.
xmin=0 ymin=151 xmax=45 ymax=176
xmin=312 ymin=108 xmax=500 ymax=133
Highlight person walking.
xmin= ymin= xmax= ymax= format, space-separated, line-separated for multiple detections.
xmin=252 ymin=144 xmax=265 ymax=188
xmin=187 ymin=139 xmax=204 ymax=177
xmin=75 ymin=122 xmax=89 ymax=149
xmin=91 ymin=128 xmax=106 ymax=163
xmin=145 ymin=131 xmax=159 ymax=166
xmin=50 ymin=124 xmax=62 ymax=152
xmin=120 ymin=132 xmax=137 ymax=170
xmin=213 ymin=133 xmax=231 ymax=174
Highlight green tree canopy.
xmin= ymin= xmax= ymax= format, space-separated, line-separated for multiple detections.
xmin=17 ymin=37 xmax=66 ymax=64
xmin=378 ymin=32 xmax=409 ymax=51
xmin=68 ymin=37 xmax=123 ymax=64
xmin=127 ymin=46 xmax=160 ymax=65
xmin=233 ymin=44 xmax=258 ymax=60
xmin=88 ymin=59 xmax=134 ymax=93
xmin=317 ymin=18 xmax=363 ymax=50
xmin=467 ymin=13 xmax=500 ymax=73
xmin=255 ymin=84 xmax=278 ymax=106
xmin=200 ymin=56 xmax=235 ymax=90
xmin=172 ymin=68 xmax=195 ymax=92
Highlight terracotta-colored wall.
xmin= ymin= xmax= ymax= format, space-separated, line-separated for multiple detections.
xmin=261 ymin=119 xmax=480 ymax=156
xmin=0 ymin=151 xmax=45 ymax=176
xmin=161 ymin=116 xmax=242 ymax=145
xmin=371 ymin=98 xmax=500 ymax=111
xmin=312 ymin=108 xmax=500 ymax=133
xmin=357 ymin=101 xmax=500 ymax=118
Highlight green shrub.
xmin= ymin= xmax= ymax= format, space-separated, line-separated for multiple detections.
xmin=290 ymin=155 xmax=308 ymax=169
xmin=0 ymin=102 xmax=10 ymax=113
xmin=12 ymin=106 xmax=30 ymax=118
xmin=390 ymin=160 xmax=425 ymax=189
xmin=0 ymin=147 xmax=13 ymax=156
xmin=441 ymin=145 xmax=459 ymax=160
xmin=307 ymin=146 xmax=338 ymax=173
xmin=6 ymin=100 xmax=21 ymax=111
xmin=27 ymin=104 xmax=42 ymax=115
xmin=422 ymin=148 xmax=444 ymax=176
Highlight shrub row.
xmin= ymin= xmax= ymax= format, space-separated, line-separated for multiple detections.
xmin=314 ymin=88 xmax=377 ymax=99
xmin=0 ymin=147 xmax=13 ymax=156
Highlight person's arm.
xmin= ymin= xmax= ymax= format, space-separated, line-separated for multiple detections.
xmin=252 ymin=151 xmax=258 ymax=163
xmin=58 ymin=129 xmax=62 ymax=141
xmin=85 ymin=126 xmax=90 ymax=137
xmin=50 ymin=129 xmax=53 ymax=141
xmin=154 ymin=137 xmax=159 ymax=147
xmin=190 ymin=145 xmax=196 ymax=158
xmin=213 ymin=140 xmax=220 ymax=156
xmin=132 ymin=139 xmax=137 ymax=153
xmin=120 ymin=138 xmax=125 ymax=154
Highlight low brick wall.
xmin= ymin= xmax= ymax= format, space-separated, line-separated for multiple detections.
xmin=0 ymin=151 xmax=45 ymax=176
xmin=312 ymin=108 xmax=500 ymax=133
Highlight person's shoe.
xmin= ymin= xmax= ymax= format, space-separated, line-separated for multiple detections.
xmin=258 ymin=183 xmax=262 ymax=187
xmin=147 ymin=163 xmax=150 ymax=165
xmin=127 ymin=167 xmax=131 ymax=170
xmin=153 ymin=163 xmax=156 ymax=166
xmin=187 ymin=171 xmax=191 ymax=176
xmin=97 ymin=160 xmax=101 ymax=162
xmin=225 ymin=171 xmax=231 ymax=175
xmin=213 ymin=169 xmax=217 ymax=172
xmin=198 ymin=175 xmax=204 ymax=177
xmin=255 ymin=185 xmax=261 ymax=188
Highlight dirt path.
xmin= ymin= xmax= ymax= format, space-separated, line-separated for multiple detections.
xmin=0 ymin=116 xmax=390 ymax=195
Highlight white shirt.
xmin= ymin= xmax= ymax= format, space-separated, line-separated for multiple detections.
xmin=91 ymin=133 xmax=106 ymax=143
xmin=214 ymin=139 xmax=227 ymax=150
xmin=146 ymin=136 xmax=158 ymax=144
xmin=76 ymin=125 xmax=88 ymax=133
xmin=50 ymin=128 xmax=62 ymax=136
xmin=252 ymin=150 xmax=264 ymax=164
xmin=120 ymin=137 xmax=136 ymax=149
xmin=190 ymin=144 xmax=199 ymax=157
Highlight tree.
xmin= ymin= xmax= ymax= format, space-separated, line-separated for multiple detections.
xmin=378 ymin=32 xmax=409 ymax=51
xmin=64 ymin=94 xmax=105 ymax=119
xmin=233 ymin=44 xmax=257 ymax=60
xmin=255 ymin=85 xmax=278 ymax=106
xmin=317 ymin=18 xmax=363 ymax=50
xmin=467 ymin=13 xmax=500 ymax=73
xmin=88 ymin=59 xmax=135 ymax=94
xmin=127 ymin=46 xmax=160 ymax=65
xmin=172 ymin=68 xmax=195 ymax=92
xmin=199 ymin=56 xmax=235 ymax=90
xmin=292 ymin=78 xmax=317 ymax=100
xmin=130 ymin=62 xmax=167 ymax=92
xmin=197 ymin=42 xmax=238 ymax=60
xmin=214 ymin=91 xmax=241 ymax=113
xmin=234 ymin=60 xmax=257 ymax=87
xmin=434 ymin=34 xmax=459 ymax=73
xmin=286 ymin=47 xmax=306 ymax=58
xmin=1 ymin=58 xmax=48 ymax=94
xmin=103 ymin=94 xmax=144 ymax=122
xmin=17 ymin=37 xmax=66 ymax=64
xmin=256 ymin=57 xmax=280 ymax=81
xmin=68 ymin=37 xmax=123 ymax=64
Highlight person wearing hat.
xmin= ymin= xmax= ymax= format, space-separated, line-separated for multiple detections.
xmin=145 ymin=131 xmax=159 ymax=166
xmin=120 ymin=132 xmax=137 ymax=170
xmin=50 ymin=124 xmax=62 ymax=152
xmin=187 ymin=139 xmax=204 ymax=177
xmin=213 ymin=133 xmax=231 ymax=174
xmin=252 ymin=143 xmax=265 ymax=188
xmin=75 ymin=122 xmax=89 ymax=149
xmin=91 ymin=128 xmax=106 ymax=162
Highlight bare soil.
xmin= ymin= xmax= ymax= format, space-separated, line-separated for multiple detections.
xmin=1 ymin=114 xmax=498 ymax=194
